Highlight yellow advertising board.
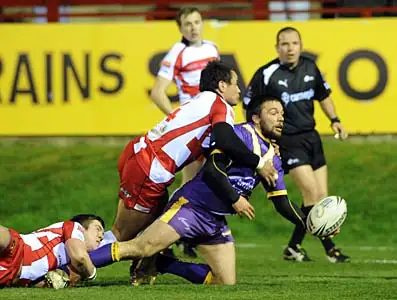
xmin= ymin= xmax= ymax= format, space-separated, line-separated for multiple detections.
xmin=0 ymin=19 xmax=396 ymax=135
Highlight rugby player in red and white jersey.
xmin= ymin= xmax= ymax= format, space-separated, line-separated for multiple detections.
xmin=101 ymin=61 xmax=278 ymax=256
xmin=0 ymin=214 xmax=104 ymax=288
xmin=150 ymin=7 xmax=219 ymax=188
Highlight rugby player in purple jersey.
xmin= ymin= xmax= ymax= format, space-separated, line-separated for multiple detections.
xmin=87 ymin=95 xmax=318 ymax=285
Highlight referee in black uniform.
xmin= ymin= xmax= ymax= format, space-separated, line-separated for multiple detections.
xmin=244 ymin=27 xmax=349 ymax=263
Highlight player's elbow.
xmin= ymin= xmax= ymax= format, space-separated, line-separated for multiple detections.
xmin=150 ymin=85 xmax=164 ymax=103
xmin=149 ymin=87 xmax=158 ymax=101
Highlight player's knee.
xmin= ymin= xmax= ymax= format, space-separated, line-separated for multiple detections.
xmin=301 ymin=188 xmax=319 ymax=206
xmin=111 ymin=224 xmax=138 ymax=242
xmin=217 ymin=275 xmax=236 ymax=285
xmin=317 ymin=190 xmax=327 ymax=201
xmin=111 ymin=224 xmax=123 ymax=241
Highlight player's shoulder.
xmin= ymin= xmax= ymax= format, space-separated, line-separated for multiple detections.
xmin=234 ymin=122 xmax=247 ymax=132
xmin=61 ymin=221 xmax=85 ymax=233
xmin=233 ymin=123 xmax=247 ymax=138
xmin=233 ymin=122 xmax=254 ymax=148
xmin=252 ymin=58 xmax=281 ymax=83
xmin=166 ymin=42 xmax=188 ymax=56
xmin=257 ymin=58 xmax=280 ymax=72
xmin=199 ymin=91 xmax=231 ymax=108
xmin=45 ymin=221 xmax=66 ymax=229
xmin=31 ymin=221 xmax=72 ymax=235
xmin=196 ymin=90 xmax=218 ymax=102
xmin=299 ymin=55 xmax=319 ymax=68
xmin=202 ymin=40 xmax=218 ymax=48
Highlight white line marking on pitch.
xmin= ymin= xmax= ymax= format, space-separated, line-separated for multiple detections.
xmin=357 ymin=259 xmax=397 ymax=264
xmin=236 ymin=244 xmax=397 ymax=251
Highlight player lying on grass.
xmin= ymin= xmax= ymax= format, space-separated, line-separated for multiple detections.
xmin=87 ymin=96 xmax=319 ymax=285
xmin=0 ymin=214 xmax=104 ymax=288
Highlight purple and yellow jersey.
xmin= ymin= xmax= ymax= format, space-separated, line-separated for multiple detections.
xmin=174 ymin=122 xmax=288 ymax=215
xmin=230 ymin=122 xmax=287 ymax=200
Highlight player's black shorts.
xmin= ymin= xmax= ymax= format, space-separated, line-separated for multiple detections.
xmin=279 ymin=130 xmax=326 ymax=174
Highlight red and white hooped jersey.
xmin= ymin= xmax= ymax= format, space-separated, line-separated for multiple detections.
xmin=18 ymin=221 xmax=85 ymax=284
xmin=158 ymin=40 xmax=219 ymax=104
xmin=134 ymin=91 xmax=235 ymax=184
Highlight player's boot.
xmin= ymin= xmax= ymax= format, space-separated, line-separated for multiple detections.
xmin=283 ymin=244 xmax=312 ymax=262
xmin=130 ymin=255 xmax=158 ymax=286
xmin=326 ymin=247 xmax=350 ymax=263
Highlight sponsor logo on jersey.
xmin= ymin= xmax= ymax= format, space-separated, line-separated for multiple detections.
xmin=229 ymin=176 xmax=256 ymax=192
xmin=278 ymin=79 xmax=288 ymax=87
xmin=287 ymin=158 xmax=300 ymax=165
xmin=281 ymin=89 xmax=315 ymax=106
xmin=304 ymin=75 xmax=314 ymax=82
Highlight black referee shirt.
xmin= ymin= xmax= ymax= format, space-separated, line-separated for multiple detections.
xmin=243 ymin=56 xmax=331 ymax=135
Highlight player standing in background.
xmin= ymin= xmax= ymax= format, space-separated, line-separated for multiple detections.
xmin=243 ymin=26 xmax=350 ymax=263
xmin=0 ymin=214 xmax=104 ymax=288
xmin=150 ymin=7 xmax=218 ymax=184
xmin=150 ymin=7 xmax=219 ymax=257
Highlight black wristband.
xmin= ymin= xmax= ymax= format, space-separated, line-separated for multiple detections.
xmin=330 ymin=117 xmax=341 ymax=124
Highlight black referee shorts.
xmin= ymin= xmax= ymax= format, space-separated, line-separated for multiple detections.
xmin=279 ymin=130 xmax=326 ymax=174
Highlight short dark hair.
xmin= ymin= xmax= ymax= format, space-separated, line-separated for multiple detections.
xmin=70 ymin=214 xmax=105 ymax=230
xmin=246 ymin=96 xmax=283 ymax=122
xmin=176 ymin=7 xmax=201 ymax=26
xmin=276 ymin=26 xmax=302 ymax=45
xmin=199 ymin=61 xmax=234 ymax=93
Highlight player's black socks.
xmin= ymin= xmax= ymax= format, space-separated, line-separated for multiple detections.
xmin=320 ymin=237 xmax=335 ymax=252
xmin=288 ymin=205 xmax=313 ymax=248
xmin=301 ymin=205 xmax=314 ymax=218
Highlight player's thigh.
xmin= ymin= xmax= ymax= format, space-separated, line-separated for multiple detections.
xmin=120 ymin=220 xmax=180 ymax=258
xmin=0 ymin=225 xmax=10 ymax=250
xmin=280 ymin=137 xmax=311 ymax=175
xmin=197 ymin=242 xmax=236 ymax=285
xmin=311 ymin=132 xmax=328 ymax=198
xmin=115 ymin=154 xmax=169 ymax=241
xmin=181 ymin=159 xmax=204 ymax=185
xmin=313 ymin=165 xmax=328 ymax=199
xmin=112 ymin=199 xmax=156 ymax=241
xmin=0 ymin=229 xmax=24 ymax=287
xmin=117 ymin=139 xmax=135 ymax=178
xmin=289 ymin=165 xmax=320 ymax=206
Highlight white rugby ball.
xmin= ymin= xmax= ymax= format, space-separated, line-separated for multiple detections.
xmin=306 ymin=196 xmax=347 ymax=237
